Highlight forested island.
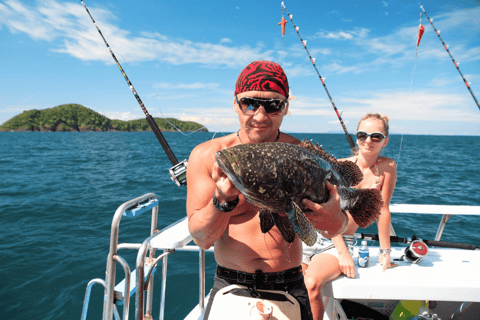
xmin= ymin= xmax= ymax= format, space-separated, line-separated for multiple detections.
xmin=0 ymin=104 xmax=207 ymax=132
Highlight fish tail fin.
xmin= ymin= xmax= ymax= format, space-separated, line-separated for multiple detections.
xmin=347 ymin=188 xmax=383 ymax=228
xmin=335 ymin=160 xmax=363 ymax=186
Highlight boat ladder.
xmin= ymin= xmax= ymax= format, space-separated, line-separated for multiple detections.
xmin=80 ymin=193 xmax=208 ymax=320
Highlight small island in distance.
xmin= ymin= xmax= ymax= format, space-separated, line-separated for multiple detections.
xmin=0 ymin=104 xmax=208 ymax=132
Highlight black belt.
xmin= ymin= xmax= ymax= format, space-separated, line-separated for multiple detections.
xmin=216 ymin=265 xmax=303 ymax=285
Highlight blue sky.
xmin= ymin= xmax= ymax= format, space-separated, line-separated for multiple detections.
xmin=1 ymin=0 xmax=479 ymax=135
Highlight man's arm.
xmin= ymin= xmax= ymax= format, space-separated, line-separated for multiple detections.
xmin=303 ymin=182 xmax=348 ymax=238
xmin=186 ymin=142 xmax=240 ymax=250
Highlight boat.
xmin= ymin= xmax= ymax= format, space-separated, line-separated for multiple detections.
xmin=77 ymin=1 xmax=480 ymax=318
xmin=80 ymin=193 xmax=480 ymax=320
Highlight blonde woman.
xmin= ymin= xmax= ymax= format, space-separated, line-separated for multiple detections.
xmin=302 ymin=113 xmax=397 ymax=320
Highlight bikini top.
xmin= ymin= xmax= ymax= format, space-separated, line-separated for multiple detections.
xmin=355 ymin=158 xmax=382 ymax=190
xmin=372 ymin=161 xmax=381 ymax=190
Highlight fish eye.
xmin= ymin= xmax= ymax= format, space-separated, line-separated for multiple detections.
xmin=244 ymin=152 xmax=254 ymax=160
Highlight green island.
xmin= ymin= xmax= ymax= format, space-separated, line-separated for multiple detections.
xmin=0 ymin=104 xmax=207 ymax=132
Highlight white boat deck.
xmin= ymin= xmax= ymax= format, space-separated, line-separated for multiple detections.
xmin=323 ymin=246 xmax=480 ymax=302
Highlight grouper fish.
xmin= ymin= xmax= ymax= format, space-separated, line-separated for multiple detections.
xmin=215 ymin=140 xmax=383 ymax=246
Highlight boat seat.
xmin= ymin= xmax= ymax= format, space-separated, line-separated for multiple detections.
xmin=323 ymin=247 xmax=480 ymax=302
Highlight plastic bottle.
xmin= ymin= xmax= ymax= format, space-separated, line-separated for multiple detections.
xmin=358 ymin=240 xmax=369 ymax=268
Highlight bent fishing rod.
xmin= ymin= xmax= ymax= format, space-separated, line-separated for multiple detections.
xmin=345 ymin=233 xmax=479 ymax=251
xmin=81 ymin=0 xmax=187 ymax=186
xmin=420 ymin=4 xmax=480 ymax=111
xmin=281 ymin=2 xmax=356 ymax=151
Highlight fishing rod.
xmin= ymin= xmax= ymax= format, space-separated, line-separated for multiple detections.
xmin=280 ymin=2 xmax=356 ymax=151
xmin=419 ymin=4 xmax=480 ymax=111
xmin=80 ymin=0 xmax=187 ymax=186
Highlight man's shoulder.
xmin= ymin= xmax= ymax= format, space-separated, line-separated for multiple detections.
xmin=279 ymin=133 xmax=301 ymax=145
xmin=190 ymin=133 xmax=236 ymax=158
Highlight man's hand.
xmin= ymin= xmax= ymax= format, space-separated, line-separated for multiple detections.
xmin=212 ymin=162 xmax=240 ymax=202
xmin=303 ymin=181 xmax=348 ymax=238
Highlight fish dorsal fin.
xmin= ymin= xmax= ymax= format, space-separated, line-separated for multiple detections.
xmin=300 ymin=139 xmax=337 ymax=164
xmin=299 ymin=139 xmax=363 ymax=186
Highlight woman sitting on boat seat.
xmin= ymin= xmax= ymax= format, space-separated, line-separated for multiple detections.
xmin=302 ymin=113 xmax=398 ymax=320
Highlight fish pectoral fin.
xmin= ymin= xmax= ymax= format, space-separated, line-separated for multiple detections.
xmin=348 ymin=188 xmax=383 ymax=228
xmin=335 ymin=160 xmax=363 ymax=186
xmin=286 ymin=201 xmax=317 ymax=247
xmin=271 ymin=212 xmax=296 ymax=243
xmin=259 ymin=210 xmax=275 ymax=233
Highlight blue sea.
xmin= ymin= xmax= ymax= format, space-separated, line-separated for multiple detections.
xmin=1 ymin=132 xmax=479 ymax=320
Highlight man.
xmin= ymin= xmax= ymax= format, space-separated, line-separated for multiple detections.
xmin=186 ymin=60 xmax=348 ymax=320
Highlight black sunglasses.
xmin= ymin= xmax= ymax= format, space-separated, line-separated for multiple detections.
xmin=356 ymin=131 xmax=386 ymax=143
xmin=235 ymin=95 xmax=287 ymax=114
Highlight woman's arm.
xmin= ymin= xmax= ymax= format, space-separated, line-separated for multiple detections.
xmin=377 ymin=158 xmax=397 ymax=270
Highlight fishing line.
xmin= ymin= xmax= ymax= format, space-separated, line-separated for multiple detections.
xmin=409 ymin=11 xmax=424 ymax=92
xmin=80 ymin=0 xmax=187 ymax=186
xmin=281 ymin=2 xmax=356 ymax=151
xmin=155 ymin=109 xmax=207 ymax=136
xmin=396 ymin=134 xmax=404 ymax=170
xmin=420 ymin=4 xmax=480 ymax=111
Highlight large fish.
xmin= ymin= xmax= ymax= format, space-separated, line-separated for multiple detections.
xmin=215 ymin=140 xmax=383 ymax=246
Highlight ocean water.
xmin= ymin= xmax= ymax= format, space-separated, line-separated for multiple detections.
xmin=0 ymin=132 xmax=479 ymax=320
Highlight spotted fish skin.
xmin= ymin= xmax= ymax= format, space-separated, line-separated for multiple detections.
xmin=215 ymin=141 xmax=383 ymax=246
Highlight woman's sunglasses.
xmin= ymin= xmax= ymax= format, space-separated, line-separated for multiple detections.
xmin=356 ymin=131 xmax=386 ymax=143
xmin=235 ymin=95 xmax=287 ymax=114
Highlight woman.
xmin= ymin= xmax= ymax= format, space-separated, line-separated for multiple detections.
xmin=302 ymin=113 xmax=398 ymax=320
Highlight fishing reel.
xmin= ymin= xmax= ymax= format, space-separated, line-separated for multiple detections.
xmin=169 ymin=159 xmax=188 ymax=186
xmin=396 ymin=237 xmax=429 ymax=264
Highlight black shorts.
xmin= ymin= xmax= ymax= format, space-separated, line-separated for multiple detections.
xmin=203 ymin=265 xmax=313 ymax=320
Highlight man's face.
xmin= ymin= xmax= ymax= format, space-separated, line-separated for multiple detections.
xmin=234 ymin=90 xmax=289 ymax=143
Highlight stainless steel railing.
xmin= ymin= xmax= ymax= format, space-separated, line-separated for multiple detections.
xmin=81 ymin=193 xmax=211 ymax=320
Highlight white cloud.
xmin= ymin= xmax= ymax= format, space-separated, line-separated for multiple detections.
xmin=153 ymin=82 xmax=221 ymax=90
xmin=0 ymin=0 xmax=274 ymax=68
xmin=103 ymin=111 xmax=142 ymax=121
xmin=315 ymin=27 xmax=370 ymax=41
xmin=287 ymin=98 xmax=333 ymax=116
xmin=324 ymin=62 xmax=362 ymax=75
xmin=343 ymin=91 xmax=480 ymax=123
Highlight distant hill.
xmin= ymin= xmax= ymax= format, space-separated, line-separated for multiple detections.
xmin=0 ymin=104 xmax=208 ymax=132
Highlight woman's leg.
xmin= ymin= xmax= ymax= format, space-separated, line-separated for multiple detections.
xmin=303 ymin=253 xmax=342 ymax=320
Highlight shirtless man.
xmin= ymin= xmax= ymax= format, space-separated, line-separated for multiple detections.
xmin=186 ymin=60 xmax=348 ymax=320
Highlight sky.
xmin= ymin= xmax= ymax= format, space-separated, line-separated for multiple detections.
xmin=1 ymin=0 xmax=479 ymax=135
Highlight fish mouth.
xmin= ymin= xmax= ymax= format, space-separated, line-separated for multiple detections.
xmin=215 ymin=149 xmax=245 ymax=193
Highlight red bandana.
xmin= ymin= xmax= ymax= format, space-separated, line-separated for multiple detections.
xmin=235 ymin=60 xmax=289 ymax=98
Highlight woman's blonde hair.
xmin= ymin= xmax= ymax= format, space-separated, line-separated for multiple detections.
xmin=357 ymin=113 xmax=390 ymax=137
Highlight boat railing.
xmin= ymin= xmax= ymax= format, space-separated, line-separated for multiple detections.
xmin=389 ymin=204 xmax=480 ymax=241
xmin=80 ymin=193 xmax=213 ymax=320
xmin=81 ymin=195 xmax=479 ymax=320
